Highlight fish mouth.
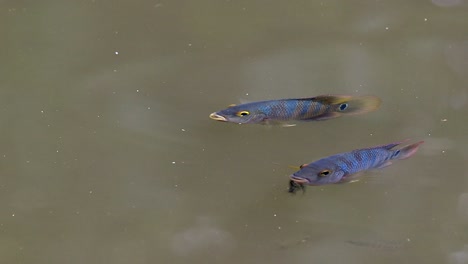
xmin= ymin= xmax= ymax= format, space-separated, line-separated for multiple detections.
xmin=289 ymin=176 xmax=309 ymax=184
xmin=209 ymin=112 xmax=227 ymax=121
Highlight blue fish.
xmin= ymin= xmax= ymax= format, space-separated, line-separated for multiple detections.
xmin=209 ymin=95 xmax=381 ymax=125
xmin=289 ymin=140 xmax=424 ymax=186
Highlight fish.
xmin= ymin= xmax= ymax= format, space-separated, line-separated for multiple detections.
xmin=289 ymin=140 xmax=424 ymax=186
xmin=209 ymin=95 xmax=381 ymax=125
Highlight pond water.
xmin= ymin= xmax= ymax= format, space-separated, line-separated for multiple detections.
xmin=1 ymin=1 xmax=467 ymax=263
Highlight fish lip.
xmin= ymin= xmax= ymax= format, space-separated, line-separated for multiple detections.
xmin=209 ymin=112 xmax=227 ymax=121
xmin=289 ymin=176 xmax=309 ymax=184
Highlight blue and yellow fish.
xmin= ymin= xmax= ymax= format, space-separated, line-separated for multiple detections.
xmin=289 ymin=140 xmax=424 ymax=188
xmin=209 ymin=95 xmax=381 ymax=125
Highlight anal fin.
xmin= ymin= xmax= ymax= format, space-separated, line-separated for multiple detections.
xmin=305 ymin=112 xmax=341 ymax=121
xmin=376 ymin=161 xmax=392 ymax=169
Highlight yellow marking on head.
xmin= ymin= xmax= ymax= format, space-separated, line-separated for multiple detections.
xmin=236 ymin=110 xmax=250 ymax=117
xmin=319 ymin=169 xmax=331 ymax=177
xmin=228 ymin=104 xmax=237 ymax=107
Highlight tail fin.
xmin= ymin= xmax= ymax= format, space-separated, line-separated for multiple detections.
xmin=392 ymin=141 xmax=424 ymax=160
xmin=335 ymin=95 xmax=382 ymax=115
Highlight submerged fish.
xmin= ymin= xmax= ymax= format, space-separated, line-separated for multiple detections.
xmin=209 ymin=95 xmax=381 ymax=125
xmin=289 ymin=140 xmax=424 ymax=186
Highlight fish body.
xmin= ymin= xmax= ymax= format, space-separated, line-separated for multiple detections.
xmin=209 ymin=95 xmax=381 ymax=125
xmin=289 ymin=140 xmax=424 ymax=186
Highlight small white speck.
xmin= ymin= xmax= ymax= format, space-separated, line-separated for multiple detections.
xmin=172 ymin=161 xmax=176 ymax=164
xmin=113 ymin=69 xmax=117 ymax=72
xmin=273 ymin=214 xmax=277 ymax=217
xmin=114 ymin=31 xmax=119 ymax=34
xmin=12 ymin=214 xmax=15 ymax=217
xmin=370 ymin=133 xmax=373 ymax=136
xmin=407 ymin=238 xmax=411 ymax=242
xmin=442 ymin=150 xmax=445 ymax=153
xmin=56 ymin=150 xmax=59 ymax=153
xmin=181 ymin=129 xmax=186 ymax=132
xmin=114 ymin=51 xmax=119 ymax=55
xmin=97 ymin=115 xmax=100 ymax=118
xmin=245 ymin=93 xmax=249 ymax=96
xmin=89 ymin=190 xmax=93 ymax=194
xmin=278 ymin=226 xmax=281 ymax=230
xmin=428 ymin=133 xmax=431 ymax=136
xmin=441 ymin=118 xmax=448 ymax=122
xmin=26 ymin=160 xmax=30 ymax=163
xmin=40 ymin=110 xmax=44 ymax=113
xmin=174 ymin=184 xmax=178 ymax=188
xmin=424 ymin=18 xmax=428 ymax=21
xmin=415 ymin=96 xmax=419 ymax=99
xmin=188 ymin=43 xmax=192 ymax=46
xmin=136 ymin=89 xmax=139 ymax=92
xmin=385 ymin=27 xmax=389 ymax=30
xmin=147 ymin=107 xmax=151 ymax=110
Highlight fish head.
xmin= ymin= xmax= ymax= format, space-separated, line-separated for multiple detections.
xmin=209 ymin=104 xmax=266 ymax=124
xmin=289 ymin=159 xmax=345 ymax=186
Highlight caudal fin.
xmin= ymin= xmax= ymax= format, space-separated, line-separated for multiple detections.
xmin=332 ymin=95 xmax=382 ymax=115
xmin=392 ymin=141 xmax=424 ymax=160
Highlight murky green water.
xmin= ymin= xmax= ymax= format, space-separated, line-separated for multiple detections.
xmin=1 ymin=1 xmax=468 ymax=263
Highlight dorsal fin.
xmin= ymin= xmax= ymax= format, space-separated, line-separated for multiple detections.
xmin=369 ymin=139 xmax=411 ymax=151
xmin=309 ymin=95 xmax=352 ymax=104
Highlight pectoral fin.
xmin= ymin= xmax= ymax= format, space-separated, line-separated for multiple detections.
xmin=262 ymin=119 xmax=296 ymax=127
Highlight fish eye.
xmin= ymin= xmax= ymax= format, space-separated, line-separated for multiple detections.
xmin=236 ymin=111 xmax=250 ymax=117
xmin=318 ymin=169 xmax=331 ymax=177
xmin=339 ymin=103 xmax=348 ymax=111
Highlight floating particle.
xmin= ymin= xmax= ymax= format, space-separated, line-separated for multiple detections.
xmin=114 ymin=51 xmax=119 ymax=55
